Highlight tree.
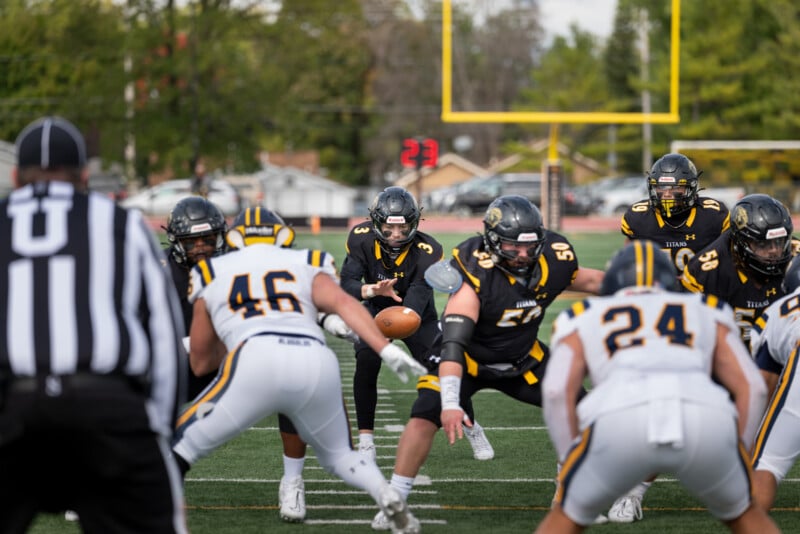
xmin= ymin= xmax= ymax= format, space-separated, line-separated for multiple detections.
xmin=0 ymin=0 xmax=127 ymax=161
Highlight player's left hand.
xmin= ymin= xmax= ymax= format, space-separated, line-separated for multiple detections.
xmin=441 ymin=408 xmax=466 ymax=445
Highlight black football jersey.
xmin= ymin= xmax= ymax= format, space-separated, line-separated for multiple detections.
xmin=339 ymin=221 xmax=443 ymax=322
xmin=681 ymin=232 xmax=784 ymax=344
xmin=621 ymin=198 xmax=730 ymax=274
xmin=450 ymin=233 xmax=579 ymax=365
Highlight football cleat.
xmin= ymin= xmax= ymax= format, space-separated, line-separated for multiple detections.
xmin=358 ymin=441 xmax=377 ymax=462
xmin=607 ymin=494 xmax=643 ymax=523
xmin=378 ymin=486 xmax=420 ymax=534
xmin=371 ymin=510 xmax=390 ymax=531
xmin=278 ymin=475 xmax=306 ymax=522
xmin=464 ymin=421 xmax=495 ymax=461
xmin=64 ymin=510 xmax=79 ymax=522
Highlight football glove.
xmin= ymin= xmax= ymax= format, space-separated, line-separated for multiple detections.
xmin=320 ymin=313 xmax=359 ymax=343
xmin=379 ymin=344 xmax=427 ymax=383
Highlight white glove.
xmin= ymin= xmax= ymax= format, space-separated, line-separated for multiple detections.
xmin=379 ymin=344 xmax=427 ymax=383
xmin=321 ymin=313 xmax=358 ymax=342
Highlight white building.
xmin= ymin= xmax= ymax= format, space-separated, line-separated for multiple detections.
xmin=255 ymin=164 xmax=358 ymax=218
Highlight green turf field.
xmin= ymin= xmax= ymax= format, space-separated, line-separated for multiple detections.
xmin=29 ymin=230 xmax=800 ymax=533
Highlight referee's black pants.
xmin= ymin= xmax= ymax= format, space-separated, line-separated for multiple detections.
xmin=0 ymin=375 xmax=186 ymax=534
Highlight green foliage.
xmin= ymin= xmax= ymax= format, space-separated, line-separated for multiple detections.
xmin=0 ymin=0 xmax=127 ymax=152
xmin=4 ymin=0 xmax=800 ymax=185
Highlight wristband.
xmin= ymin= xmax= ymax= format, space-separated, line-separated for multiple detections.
xmin=440 ymin=375 xmax=461 ymax=411
xmin=364 ymin=285 xmax=376 ymax=299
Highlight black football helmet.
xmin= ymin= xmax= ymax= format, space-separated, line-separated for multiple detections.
xmin=482 ymin=195 xmax=546 ymax=279
xmin=782 ymin=254 xmax=800 ymax=294
xmin=730 ymin=194 xmax=793 ymax=281
xmin=165 ymin=197 xmax=226 ymax=266
xmin=369 ymin=186 xmax=421 ymax=256
xmin=226 ymin=206 xmax=295 ymax=249
xmin=601 ymin=239 xmax=678 ymax=295
xmin=647 ymin=153 xmax=701 ymax=218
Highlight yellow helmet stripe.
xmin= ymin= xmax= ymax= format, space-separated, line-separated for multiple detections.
xmin=634 ymin=240 xmax=644 ymax=286
xmin=633 ymin=240 xmax=655 ymax=287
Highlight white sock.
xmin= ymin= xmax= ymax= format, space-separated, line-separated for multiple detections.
xmin=282 ymin=454 xmax=305 ymax=479
xmin=629 ymin=481 xmax=651 ymax=499
xmin=359 ymin=433 xmax=374 ymax=446
xmin=389 ymin=473 xmax=415 ymax=500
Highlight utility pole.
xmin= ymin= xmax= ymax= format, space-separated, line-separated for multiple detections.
xmin=639 ymin=8 xmax=652 ymax=170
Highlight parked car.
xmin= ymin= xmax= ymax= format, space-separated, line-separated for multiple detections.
xmin=590 ymin=176 xmax=649 ymax=216
xmin=562 ymin=184 xmax=595 ymax=215
xmin=121 ymin=178 xmax=241 ymax=216
xmin=446 ymin=173 xmax=542 ymax=216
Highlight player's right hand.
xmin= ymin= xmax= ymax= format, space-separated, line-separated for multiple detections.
xmin=378 ymin=344 xmax=426 ymax=383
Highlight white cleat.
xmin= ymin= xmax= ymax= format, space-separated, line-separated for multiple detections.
xmin=371 ymin=510 xmax=391 ymax=531
xmin=464 ymin=421 xmax=495 ymax=461
xmin=278 ymin=475 xmax=306 ymax=523
xmin=607 ymin=494 xmax=643 ymax=523
xmin=378 ymin=486 xmax=421 ymax=534
xmin=64 ymin=510 xmax=79 ymax=522
xmin=358 ymin=441 xmax=377 ymax=462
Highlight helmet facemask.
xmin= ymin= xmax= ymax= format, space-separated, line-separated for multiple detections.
xmin=173 ymin=228 xmax=225 ymax=265
xmin=484 ymin=230 xmax=545 ymax=278
xmin=732 ymin=232 xmax=792 ymax=281
xmin=648 ymin=177 xmax=698 ymax=218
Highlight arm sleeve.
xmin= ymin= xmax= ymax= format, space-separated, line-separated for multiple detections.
xmin=723 ymin=326 xmax=768 ymax=448
xmin=542 ymin=342 xmax=577 ymax=461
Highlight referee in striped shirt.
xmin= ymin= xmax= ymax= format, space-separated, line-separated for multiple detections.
xmin=0 ymin=116 xmax=188 ymax=533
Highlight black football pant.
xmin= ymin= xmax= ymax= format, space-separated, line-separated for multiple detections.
xmin=0 ymin=377 xmax=185 ymax=534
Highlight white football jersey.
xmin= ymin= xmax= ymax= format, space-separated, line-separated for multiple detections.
xmin=551 ymin=288 xmax=742 ymax=424
xmin=188 ymin=244 xmax=337 ymax=349
xmin=750 ymin=288 xmax=800 ymax=367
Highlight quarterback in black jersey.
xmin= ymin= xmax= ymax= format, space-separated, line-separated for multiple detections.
xmin=621 ymin=153 xmax=730 ymax=275
xmin=339 ymin=187 xmax=461 ymax=458
xmin=682 ymin=194 xmax=796 ymax=346
xmin=368 ymin=195 xmax=605 ymax=529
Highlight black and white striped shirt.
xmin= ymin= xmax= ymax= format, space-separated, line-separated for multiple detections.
xmin=0 ymin=180 xmax=186 ymax=436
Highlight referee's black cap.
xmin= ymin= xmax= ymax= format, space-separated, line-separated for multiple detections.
xmin=15 ymin=116 xmax=87 ymax=169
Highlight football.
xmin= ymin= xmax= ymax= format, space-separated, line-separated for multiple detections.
xmin=374 ymin=306 xmax=421 ymax=339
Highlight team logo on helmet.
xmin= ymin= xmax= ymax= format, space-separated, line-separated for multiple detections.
xmin=485 ymin=207 xmax=502 ymax=228
xmin=733 ymin=206 xmax=749 ymax=229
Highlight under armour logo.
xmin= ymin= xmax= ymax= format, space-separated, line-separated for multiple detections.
xmin=766 ymin=288 xmax=777 ymax=297
xmin=393 ymin=272 xmax=405 ymax=278
xmin=685 ymin=234 xmax=696 ymax=240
